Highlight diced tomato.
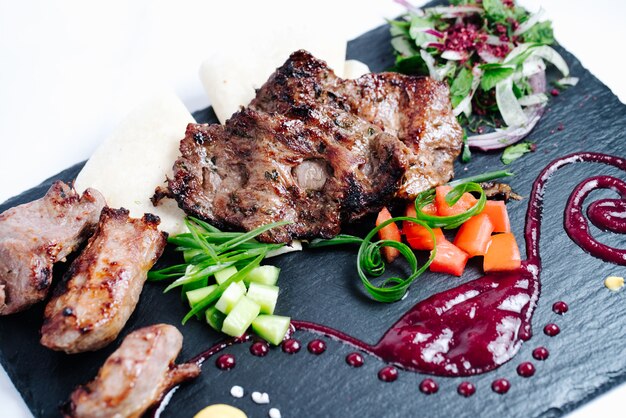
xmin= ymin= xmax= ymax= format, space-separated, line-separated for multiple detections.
xmin=483 ymin=233 xmax=521 ymax=272
xmin=429 ymin=239 xmax=469 ymax=276
xmin=376 ymin=207 xmax=401 ymax=263
xmin=435 ymin=186 xmax=478 ymax=217
xmin=403 ymin=203 xmax=442 ymax=250
xmin=453 ymin=213 xmax=494 ymax=257
xmin=481 ymin=200 xmax=511 ymax=233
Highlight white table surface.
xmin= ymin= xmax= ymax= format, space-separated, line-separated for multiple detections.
xmin=0 ymin=1 xmax=624 ymax=417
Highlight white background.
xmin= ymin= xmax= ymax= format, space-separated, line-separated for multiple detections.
xmin=0 ymin=0 xmax=624 ymax=417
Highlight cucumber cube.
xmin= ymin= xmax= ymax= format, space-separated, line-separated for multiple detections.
xmin=221 ymin=296 xmax=260 ymax=337
xmin=215 ymin=266 xmax=238 ymax=285
xmin=244 ymin=265 xmax=280 ymax=286
xmin=246 ymin=283 xmax=279 ymax=314
xmin=186 ymin=284 xmax=218 ymax=308
xmin=205 ymin=306 xmax=226 ymax=331
xmin=251 ymin=315 xmax=291 ymax=345
xmin=215 ymin=281 xmax=246 ymax=314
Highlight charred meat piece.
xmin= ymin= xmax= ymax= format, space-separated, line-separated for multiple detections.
xmin=64 ymin=324 xmax=200 ymax=418
xmin=41 ymin=207 xmax=167 ymax=353
xmin=170 ymin=109 xmax=410 ymax=243
xmin=167 ymin=50 xmax=462 ymax=243
xmin=480 ymin=181 xmax=523 ymax=202
xmin=251 ymin=50 xmax=463 ymax=199
xmin=0 ymin=181 xmax=105 ymax=315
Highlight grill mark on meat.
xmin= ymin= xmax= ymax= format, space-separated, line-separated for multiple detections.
xmin=41 ymin=207 xmax=167 ymax=354
xmin=166 ymin=50 xmax=462 ymax=243
xmin=0 ymin=182 xmax=105 ymax=315
xmin=64 ymin=324 xmax=200 ymax=418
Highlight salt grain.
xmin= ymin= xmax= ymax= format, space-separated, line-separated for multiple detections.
xmin=269 ymin=408 xmax=282 ymax=418
xmin=252 ymin=391 xmax=270 ymax=404
xmin=230 ymin=385 xmax=244 ymax=398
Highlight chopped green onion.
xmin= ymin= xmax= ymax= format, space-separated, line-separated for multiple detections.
xmin=413 ymin=182 xmax=486 ymax=229
xmin=357 ymin=216 xmax=436 ymax=302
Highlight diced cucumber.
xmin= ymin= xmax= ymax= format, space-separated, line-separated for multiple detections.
xmin=186 ymin=284 xmax=218 ymax=308
xmin=221 ymin=296 xmax=260 ymax=337
xmin=205 ymin=306 xmax=226 ymax=331
xmin=246 ymin=282 xmax=279 ymax=314
xmin=215 ymin=281 xmax=246 ymax=314
xmin=244 ymin=265 xmax=280 ymax=286
xmin=251 ymin=315 xmax=291 ymax=345
xmin=215 ymin=266 xmax=238 ymax=285
xmin=181 ymin=276 xmax=209 ymax=301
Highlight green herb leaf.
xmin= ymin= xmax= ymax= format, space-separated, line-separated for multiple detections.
xmin=388 ymin=19 xmax=411 ymax=37
xmin=522 ymin=21 xmax=554 ymax=45
xmin=409 ymin=15 xmax=436 ymax=46
xmin=390 ymin=55 xmax=429 ymax=75
xmin=482 ymin=0 xmax=511 ymax=22
xmin=391 ymin=36 xmax=419 ymax=57
xmin=481 ymin=66 xmax=514 ymax=91
xmin=449 ymin=67 xmax=473 ymax=108
xmin=501 ymin=142 xmax=535 ymax=164
xmin=461 ymin=130 xmax=471 ymax=163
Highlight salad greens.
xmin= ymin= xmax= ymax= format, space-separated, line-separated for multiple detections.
xmin=148 ymin=217 xmax=287 ymax=324
xmin=501 ymin=141 xmax=535 ymax=164
xmin=390 ymin=0 xmax=578 ymax=157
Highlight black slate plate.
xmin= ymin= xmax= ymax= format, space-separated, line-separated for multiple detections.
xmin=2 ymin=17 xmax=626 ymax=418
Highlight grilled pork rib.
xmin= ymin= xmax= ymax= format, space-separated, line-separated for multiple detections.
xmin=41 ymin=207 xmax=167 ymax=353
xmin=167 ymin=50 xmax=462 ymax=243
xmin=65 ymin=324 xmax=200 ymax=418
xmin=0 ymin=181 xmax=105 ymax=315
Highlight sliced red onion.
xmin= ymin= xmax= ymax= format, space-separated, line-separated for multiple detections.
xmin=420 ymin=49 xmax=438 ymax=79
xmin=424 ymin=29 xmax=444 ymax=39
xmin=513 ymin=8 xmax=545 ymax=36
xmin=425 ymin=6 xmax=484 ymax=18
xmin=426 ymin=42 xmax=445 ymax=50
xmin=467 ymin=105 xmax=545 ymax=150
xmin=477 ymin=49 xmax=500 ymax=63
xmin=468 ymin=70 xmax=547 ymax=151
xmin=557 ymin=76 xmax=579 ymax=86
xmin=485 ymin=35 xmax=508 ymax=46
xmin=441 ymin=50 xmax=467 ymax=61
xmin=518 ymin=93 xmax=548 ymax=106
xmin=393 ymin=0 xmax=423 ymax=15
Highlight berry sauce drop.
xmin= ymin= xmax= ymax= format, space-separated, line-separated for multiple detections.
xmin=346 ymin=352 xmax=364 ymax=367
xmin=492 ymin=379 xmax=511 ymax=394
xmin=532 ymin=347 xmax=549 ymax=361
xmin=552 ymin=301 xmax=569 ymax=315
xmin=307 ymin=339 xmax=327 ymax=355
xmin=457 ymin=382 xmax=476 ymax=397
xmin=517 ymin=362 xmax=536 ymax=377
xmin=282 ymin=338 xmax=301 ymax=354
xmin=544 ymin=323 xmax=560 ymax=336
xmin=216 ymin=354 xmax=236 ymax=370
xmin=419 ymin=378 xmax=438 ymax=395
xmin=250 ymin=341 xmax=269 ymax=357
xmin=378 ymin=366 xmax=398 ymax=382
